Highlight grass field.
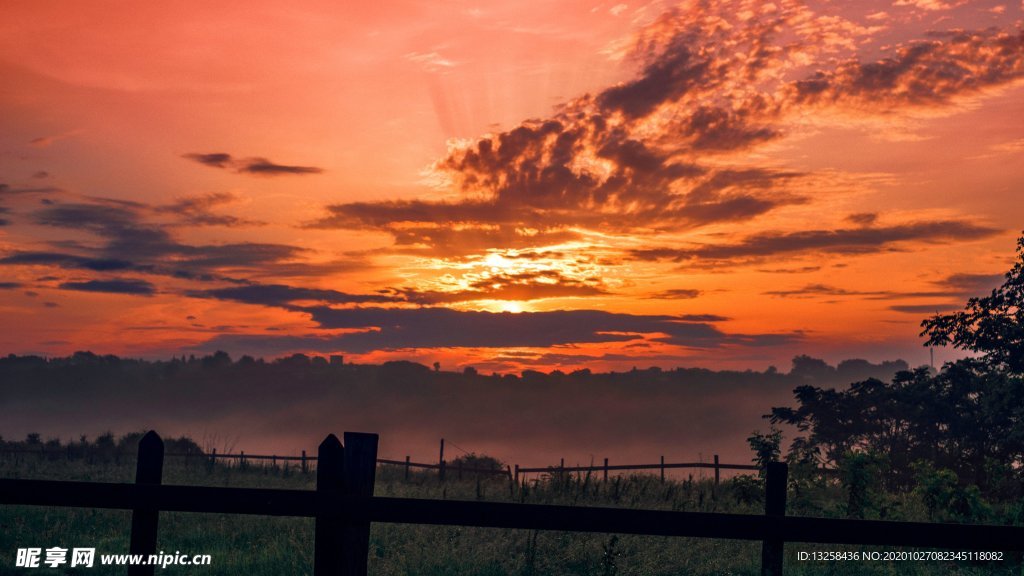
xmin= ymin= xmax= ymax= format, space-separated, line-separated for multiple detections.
xmin=1 ymin=450 xmax=1021 ymax=575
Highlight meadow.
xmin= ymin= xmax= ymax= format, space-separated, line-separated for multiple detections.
xmin=1 ymin=436 xmax=1021 ymax=576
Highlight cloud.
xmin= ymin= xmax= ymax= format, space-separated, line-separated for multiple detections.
xmin=885 ymin=272 xmax=1005 ymax=314
xmin=890 ymin=303 xmax=961 ymax=314
xmin=183 ymin=153 xmax=232 ymax=168
xmin=0 ymin=251 xmax=135 ymax=271
xmin=155 ymin=192 xmax=264 ymax=227
xmin=189 ymin=283 xmax=397 ymax=308
xmin=647 ymin=288 xmax=701 ymax=300
xmin=936 ymin=272 xmax=1004 ymax=295
xmin=0 ymin=282 xmax=22 ymax=289
xmin=0 ymin=197 xmax=365 ymax=305
xmin=58 ymin=279 xmax=156 ymax=295
xmin=629 ymin=220 xmax=1001 ymax=264
xmin=846 ymin=213 xmax=878 ymax=226
xmin=28 ymin=130 xmax=81 ymax=148
xmin=0 ymin=183 xmax=62 ymax=196
xmin=791 ymin=28 xmax=1024 ymax=110
xmin=29 ymin=202 xmax=309 ymax=273
xmin=183 ymin=153 xmax=323 ymax=176
xmin=193 ymin=306 xmax=799 ymax=354
xmin=763 ymin=283 xmax=896 ymax=299
xmin=308 ymin=4 xmax=1021 ymax=261
xmin=893 ymin=0 xmax=966 ymax=11
xmin=394 ymin=270 xmax=609 ymax=304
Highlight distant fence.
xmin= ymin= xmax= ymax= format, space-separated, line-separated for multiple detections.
xmin=0 ymin=445 xmax=832 ymax=485
xmin=4 ymin=431 xmax=1024 ymax=576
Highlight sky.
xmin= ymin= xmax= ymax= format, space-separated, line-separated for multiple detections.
xmin=1 ymin=0 xmax=1023 ymax=373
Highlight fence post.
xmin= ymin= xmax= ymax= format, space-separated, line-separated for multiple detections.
xmin=439 ymin=438 xmax=446 ymax=482
xmin=660 ymin=456 xmax=665 ymax=483
xmin=342 ymin=432 xmax=378 ymax=575
xmin=404 ymin=456 xmax=410 ymax=481
xmin=603 ymin=458 xmax=609 ymax=482
xmin=714 ymin=455 xmax=720 ymax=487
xmin=128 ymin=431 xmax=164 ymax=576
xmin=761 ymin=461 xmax=788 ymax=576
xmin=314 ymin=435 xmax=344 ymax=576
xmin=514 ymin=464 xmax=519 ymax=486
xmin=302 ymin=450 xmax=308 ymax=474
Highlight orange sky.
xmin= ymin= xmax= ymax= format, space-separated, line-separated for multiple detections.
xmin=1 ymin=0 xmax=1022 ymax=372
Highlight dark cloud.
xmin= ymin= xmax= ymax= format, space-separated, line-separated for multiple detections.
xmin=792 ymin=29 xmax=1024 ymax=110
xmin=155 ymin=192 xmax=264 ymax=228
xmin=647 ymin=289 xmax=701 ymax=300
xmin=846 ymin=213 xmax=878 ymax=226
xmin=890 ymin=304 xmax=961 ymax=314
xmin=192 ymin=305 xmax=800 ymax=354
xmin=32 ymin=171 xmax=50 ymax=180
xmin=936 ymin=272 xmax=1004 ymax=295
xmin=677 ymin=314 xmax=730 ymax=322
xmin=0 ymin=183 xmax=61 ymax=196
xmin=884 ymin=272 xmax=1006 ymax=314
xmin=189 ymin=283 xmax=397 ymax=308
xmin=206 ymin=306 xmax=798 ymax=354
xmin=308 ymin=10 xmax=1021 ymax=261
xmin=182 ymin=153 xmax=233 ymax=168
xmin=59 ymin=279 xmax=156 ymax=296
xmin=756 ymin=266 xmax=822 ymax=274
xmin=183 ymin=153 xmax=323 ymax=176
xmin=763 ymin=284 xmax=895 ymax=299
xmin=0 ymin=251 xmax=135 ymax=271
xmin=764 ymin=271 xmax=1005 ymax=307
xmin=307 ymin=9 xmax=816 ymax=253
xmin=0 ymin=198 xmax=357 ymax=301
xmin=0 ymin=282 xmax=22 ymax=289
xmin=238 ymin=158 xmax=323 ymax=175
xmin=596 ymin=37 xmax=710 ymax=119
xmin=630 ymin=220 xmax=1001 ymax=264
xmin=28 ymin=202 xmax=313 ymax=274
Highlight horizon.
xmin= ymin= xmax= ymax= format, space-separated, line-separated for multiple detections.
xmin=0 ymin=351 xmax=912 ymax=467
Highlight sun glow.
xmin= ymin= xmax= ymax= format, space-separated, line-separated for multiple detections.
xmin=500 ymin=301 xmax=524 ymax=313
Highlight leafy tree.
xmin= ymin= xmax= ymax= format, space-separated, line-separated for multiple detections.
xmin=747 ymin=427 xmax=782 ymax=474
xmin=921 ymin=233 xmax=1024 ymax=374
xmin=841 ymin=451 xmax=886 ymax=519
xmin=913 ymin=461 xmax=991 ymax=523
xmin=769 ymin=233 xmax=1024 ymax=494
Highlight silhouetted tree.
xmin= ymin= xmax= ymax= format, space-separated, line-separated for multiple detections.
xmin=771 ymin=233 xmax=1024 ymax=494
xmin=921 ymin=233 xmax=1024 ymax=374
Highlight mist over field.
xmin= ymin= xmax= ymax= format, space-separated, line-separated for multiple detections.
xmin=0 ymin=353 xmax=907 ymax=467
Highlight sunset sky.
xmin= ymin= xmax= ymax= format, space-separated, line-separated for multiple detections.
xmin=2 ymin=0 xmax=1022 ymax=373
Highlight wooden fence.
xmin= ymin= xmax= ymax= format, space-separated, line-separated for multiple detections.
xmin=4 ymin=430 xmax=1024 ymax=576
xmin=0 ymin=444 xmax=821 ymax=485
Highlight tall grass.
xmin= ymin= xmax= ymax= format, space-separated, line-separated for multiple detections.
xmin=0 ymin=451 xmax=1019 ymax=575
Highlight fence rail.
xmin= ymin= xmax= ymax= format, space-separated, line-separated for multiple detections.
xmin=0 ymin=445 xmax=831 ymax=483
xmin=4 ymin=431 xmax=1023 ymax=576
